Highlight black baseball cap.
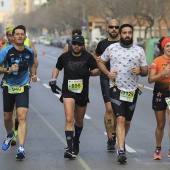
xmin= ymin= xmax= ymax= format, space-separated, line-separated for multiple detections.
xmin=72 ymin=35 xmax=84 ymax=44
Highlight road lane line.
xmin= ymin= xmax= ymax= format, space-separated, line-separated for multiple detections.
xmin=104 ymin=132 xmax=136 ymax=153
xmin=43 ymin=84 xmax=50 ymax=88
xmin=30 ymin=104 xmax=92 ymax=170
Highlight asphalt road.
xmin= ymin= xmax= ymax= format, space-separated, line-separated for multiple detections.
xmin=0 ymin=44 xmax=169 ymax=170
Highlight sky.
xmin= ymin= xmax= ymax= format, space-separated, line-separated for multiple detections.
xmin=1 ymin=0 xmax=12 ymax=11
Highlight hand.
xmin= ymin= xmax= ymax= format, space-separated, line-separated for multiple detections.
xmin=31 ymin=74 xmax=37 ymax=82
xmin=49 ymin=79 xmax=61 ymax=94
xmin=131 ymin=66 xmax=140 ymax=75
xmin=10 ymin=64 xmax=19 ymax=73
xmin=107 ymin=71 xmax=117 ymax=79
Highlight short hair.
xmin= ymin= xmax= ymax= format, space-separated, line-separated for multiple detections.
xmin=119 ymin=24 xmax=133 ymax=33
xmin=12 ymin=25 xmax=26 ymax=35
xmin=72 ymin=29 xmax=82 ymax=36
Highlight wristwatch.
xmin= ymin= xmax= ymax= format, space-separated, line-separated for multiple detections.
xmin=6 ymin=67 xmax=10 ymax=74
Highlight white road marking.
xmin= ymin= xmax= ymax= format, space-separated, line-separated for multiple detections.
xmin=42 ymin=84 xmax=50 ymax=89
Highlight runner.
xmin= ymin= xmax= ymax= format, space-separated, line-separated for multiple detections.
xmin=49 ymin=35 xmax=99 ymax=158
xmin=94 ymin=19 xmax=120 ymax=151
xmin=97 ymin=24 xmax=148 ymax=163
xmin=63 ymin=29 xmax=89 ymax=53
xmin=2 ymin=26 xmax=39 ymax=146
xmin=148 ymin=36 xmax=170 ymax=160
xmin=0 ymin=25 xmax=37 ymax=159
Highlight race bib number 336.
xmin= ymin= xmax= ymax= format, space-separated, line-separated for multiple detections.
xmin=120 ymin=90 xmax=135 ymax=102
xmin=68 ymin=79 xmax=83 ymax=93
xmin=8 ymin=86 xmax=24 ymax=94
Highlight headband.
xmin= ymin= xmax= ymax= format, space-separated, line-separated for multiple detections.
xmin=6 ymin=26 xmax=15 ymax=33
xmin=161 ymin=37 xmax=170 ymax=49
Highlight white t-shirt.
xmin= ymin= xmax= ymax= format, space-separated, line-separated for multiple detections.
xmin=101 ymin=42 xmax=147 ymax=92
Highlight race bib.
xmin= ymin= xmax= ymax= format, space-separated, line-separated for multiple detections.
xmin=165 ymin=97 xmax=170 ymax=109
xmin=120 ymin=90 xmax=135 ymax=102
xmin=68 ymin=79 xmax=83 ymax=93
xmin=8 ymin=86 xmax=24 ymax=94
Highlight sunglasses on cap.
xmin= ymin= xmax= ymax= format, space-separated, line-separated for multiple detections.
xmin=108 ymin=26 xmax=119 ymax=29
xmin=72 ymin=41 xmax=83 ymax=46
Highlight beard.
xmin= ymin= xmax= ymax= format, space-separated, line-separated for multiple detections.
xmin=120 ymin=37 xmax=133 ymax=46
xmin=109 ymin=32 xmax=119 ymax=39
xmin=72 ymin=48 xmax=82 ymax=55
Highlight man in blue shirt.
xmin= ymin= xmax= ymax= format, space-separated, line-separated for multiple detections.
xmin=0 ymin=25 xmax=37 ymax=160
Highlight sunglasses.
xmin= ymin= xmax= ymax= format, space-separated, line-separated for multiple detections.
xmin=72 ymin=41 xmax=83 ymax=46
xmin=108 ymin=26 xmax=119 ymax=29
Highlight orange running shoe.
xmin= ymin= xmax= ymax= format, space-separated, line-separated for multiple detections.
xmin=153 ymin=148 xmax=162 ymax=160
xmin=168 ymin=149 xmax=170 ymax=158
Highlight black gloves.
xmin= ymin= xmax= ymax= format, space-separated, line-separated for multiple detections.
xmin=49 ymin=79 xmax=61 ymax=94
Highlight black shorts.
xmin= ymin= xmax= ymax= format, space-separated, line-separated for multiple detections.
xmin=152 ymin=90 xmax=170 ymax=111
xmin=100 ymin=76 xmax=110 ymax=103
xmin=3 ymin=86 xmax=29 ymax=112
xmin=62 ymin=90 xmax=89 ymax=107
xmin=110 ymin=87 xmax=138 ymax=121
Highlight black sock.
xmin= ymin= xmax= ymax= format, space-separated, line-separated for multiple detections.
xmin=156 ymin=146 xmax=161 ymax=150
xmin=74 ymin=125 xmax=83 ymax=142
xmin=65 ymin=131 xmax=73 ymax=151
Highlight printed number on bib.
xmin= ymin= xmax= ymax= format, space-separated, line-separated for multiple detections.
xmin=120 ymin=90 xmax=135 ymax=102
xmin=8 ymin=86 xmax=24 ymax=94
xmin=165 ymin=97 xmax=170 ymax=109
xmin=68 ymin=79 xmax=83 ymax=93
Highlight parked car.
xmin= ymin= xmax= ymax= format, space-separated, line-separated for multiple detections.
xmin=58 ymin=37 xmax=67 ymax=48
xmin=51 ymin=38 xmax=59 ymax=47
xmin=39 ymin=36 xmax=47 ymax=44
xmin=44 ymin=37 xmax=52 ymax=46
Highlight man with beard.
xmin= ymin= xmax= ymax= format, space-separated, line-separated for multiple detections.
xmin=49 ymin=35 xmax=99 ymax=158
xmin=94 ymin=19 xmax=120 ymax=151
xmin=97 ymin=24 xmax=148 ymax=163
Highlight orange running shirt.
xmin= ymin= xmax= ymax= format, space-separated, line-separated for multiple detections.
xmin=150 ymin=55 xmax=170 ymax=91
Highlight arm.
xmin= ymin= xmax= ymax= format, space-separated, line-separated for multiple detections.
xmin=30 ymin=63 xmax=37 ymax=82
xmin=85 ymin=43 xmax=90 ymax=53
xmin=63 ymin=44 xmax=68 ymax=53
xmin=90 ymin=68 xmax=100 ymax=76
xmin=29 ymin=40 xmax=39 ymax=69
xmin=51 ymin=67 xmax=60 ymax=79
xmin=97 ymin=58 xmax=117 ymax=79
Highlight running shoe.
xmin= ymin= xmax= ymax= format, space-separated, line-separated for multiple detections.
xmin=73 ymin=137 xmax=80 ymax=155
xmin=16 ymin=146 xmax=25 ymax=160
xmin=168 ymin=149 xmax=170 ymax=158
xmin=64 ymin=149 xmax=76 ymax=159
xmin=2 ymin=132 xmax=14 ymax=151
xmin=153 ymin=148 xmax=162 ymax=160
xmin=117 ymin=149 xmax=127 ymax=163
xmin=11 ymin=136 xmax=16 ymax=146
xmin=107 ymin=138 xmax=115 ymax=151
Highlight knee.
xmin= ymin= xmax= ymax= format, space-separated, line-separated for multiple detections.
xmin=75 ymin=119 xmax=83 ymax=126
xmin=157 ymin=122 xmax=165 ymax=130
xmin=17 ymin=115 xmax=27 ymax=122
xmin=4 ymin=113 xmax=12 ymax=122
xmin=116 ymin=116 xmax=125 ymax=125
